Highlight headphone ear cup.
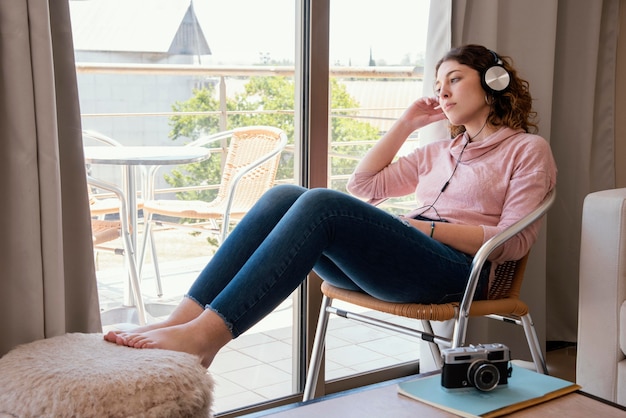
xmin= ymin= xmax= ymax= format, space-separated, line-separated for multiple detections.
xmin=482 ymin=64 xmax=510 ymax=93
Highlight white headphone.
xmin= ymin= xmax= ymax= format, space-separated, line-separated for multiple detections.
xmin=482 ymin=50 xmax=511 ymax=93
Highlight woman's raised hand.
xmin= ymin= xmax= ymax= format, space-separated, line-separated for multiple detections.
xmin=351 ymin=97 xmax=447 ymax=175
xmin=400 ymin=96 xmax=447 ymax=131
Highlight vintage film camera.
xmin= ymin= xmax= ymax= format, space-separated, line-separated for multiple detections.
xmin=440 ymin=343 xmax=512 ymax=391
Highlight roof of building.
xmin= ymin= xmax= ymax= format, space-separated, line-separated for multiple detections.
xmin=70 ymin=0 xmax=210 ymax=54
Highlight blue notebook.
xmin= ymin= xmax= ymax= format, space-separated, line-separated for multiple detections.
xmin=397 ymin=365 xmax=580 ymax=417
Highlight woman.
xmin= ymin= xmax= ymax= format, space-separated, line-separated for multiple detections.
xmin=105 ymin=44 xmax=557 ymax=369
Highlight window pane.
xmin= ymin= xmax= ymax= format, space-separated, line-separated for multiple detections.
xmin=72 ymin=0 xmax=298 ymax=414
xmin=325 ymin=0 xmax=430 ymax=381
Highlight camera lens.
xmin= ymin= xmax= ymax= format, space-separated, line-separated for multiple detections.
xmin=468 ymin=360 xmax=500 ymax=391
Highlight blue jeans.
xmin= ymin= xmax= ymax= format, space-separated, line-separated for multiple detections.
xmin=187 ymin=184 xmax=489 ymax=338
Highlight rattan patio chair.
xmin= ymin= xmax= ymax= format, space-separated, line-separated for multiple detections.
xmin=303 ymin=189 xmax=556 ymax=401
xmin=138 ymin=126 xmax=288 ymax=295
xmin=91 ymin=219 xmax=123 ymax=254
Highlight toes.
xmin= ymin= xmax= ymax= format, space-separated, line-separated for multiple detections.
xmin=104 ymin=330 xmax=123 ymax=343
xmin=116 ymin=334 xmax=130 ymax=346
xmin=121 ymin=333 xmax=139 ymax=346
xmin=127 ymin=334 xmax=150 ymax=348
xmin=103 ymin=330 xmax=158 ymax=349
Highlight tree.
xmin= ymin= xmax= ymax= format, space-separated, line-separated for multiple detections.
xmin=164 ymin=75 xmax=380 ymax=201
xmin=169 ymin=83 xmax=221 ymax=141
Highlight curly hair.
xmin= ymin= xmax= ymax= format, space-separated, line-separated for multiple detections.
xmin=435 ymin=44 xmax=538 ymax=137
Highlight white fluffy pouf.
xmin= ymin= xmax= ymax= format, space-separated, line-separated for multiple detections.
xmin=0 ymin=333 xmax=214 ymax=418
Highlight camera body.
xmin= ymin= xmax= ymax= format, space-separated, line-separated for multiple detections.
xmin=440 ymin=343 xmax=512 ymax=391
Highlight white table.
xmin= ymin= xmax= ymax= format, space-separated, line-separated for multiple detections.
xmin=84 ymin=146 xmax=211 ymax=324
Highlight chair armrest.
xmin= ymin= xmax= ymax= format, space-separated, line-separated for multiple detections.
xmin=221 ymin=131 xmax=288 ymax=230
xmin=186 ymin=130 xmax=234 ymax=147
xmin=453 ymin=189 xmax=556 ymax=346
xmin=475 ymin=189 xmax=556 ymax=266
xmin=88 ymin=177 xmax=126 ymax=217
xmin=87 ymin=176 xmax=133 ymax=242
xmin=82 ymin=130 xmax=123 ymax=147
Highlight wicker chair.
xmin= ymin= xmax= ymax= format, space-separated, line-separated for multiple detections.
xmin=303 ymin=189 xmax=556 ymax=401
xmin=139 ymin=126 xmax=288 ymax=295
xmin=91 ymin=219 xmax=123 ymax=254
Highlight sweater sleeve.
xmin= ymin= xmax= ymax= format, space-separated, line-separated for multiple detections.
xmin=346 ymin=150 xmax=423 ymax=201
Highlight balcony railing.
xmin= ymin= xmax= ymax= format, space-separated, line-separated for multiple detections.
xmin=77 ymin=62 xmax=423 ymax=125
xmin=79 ymin=62 xmax=423 ymax=209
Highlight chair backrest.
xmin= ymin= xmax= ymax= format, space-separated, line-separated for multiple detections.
xmin=213 ymin=126 xmax=287 ymax=215
xmin=487 ymin=253 xmax=530 ymax=300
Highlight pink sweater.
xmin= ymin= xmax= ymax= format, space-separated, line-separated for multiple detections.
xmin=347 ymin=127 xmax=557 ymax=264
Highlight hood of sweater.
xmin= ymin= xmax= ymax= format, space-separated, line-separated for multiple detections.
xmin=449 ymin=126 xmax=526 ymax=162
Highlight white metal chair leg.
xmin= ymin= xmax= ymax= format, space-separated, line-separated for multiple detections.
xmin=120 ymin=223 xmax=147 ymax=325
xmin=137 ymin=214 xmax=163 ymax=297
xmin=487 ymin=312 xmax=549 ymax=374
xmin=138 ymin=165 xmax=163 ymax=296
xmin=521 ymin=313 xmax=549 ymax=374
xmin=137 ymin=216 xmax=150 ymax=278
xmin=303 ymin=295 xmax=332 ymax=401
xmin=421 ymin=320 xmax=444 ymax=369
xmin=148 ymin=227 xmax=163 ymax=296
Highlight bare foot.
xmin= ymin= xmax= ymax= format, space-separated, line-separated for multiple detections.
xmin=107 ymin=309 xmax=233 ymax=368
xmin=103 ymin=324 xmax=159 ymax=345
xmin=122 ymin=324 xmax=214 ymax=367
xmin=104 ymin=297 xmax=205 ymax=345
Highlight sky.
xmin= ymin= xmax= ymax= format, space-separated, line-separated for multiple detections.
xmin=191 ymin=0 xmax=430 ymax=66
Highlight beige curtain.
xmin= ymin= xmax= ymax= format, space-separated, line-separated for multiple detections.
xmin=447 ymin=0 xmax=620 ymax=345
xmin=0 ymin=1 xmax=101 ymax=357
xmin=547 ymin=0 xmax=618 ymax=341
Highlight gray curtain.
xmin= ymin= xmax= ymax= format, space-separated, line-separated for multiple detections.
xmin=0 ymin=1 xmax=101 ymax=357
xmin=447 ymin=0 xmax=619 ymax=345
